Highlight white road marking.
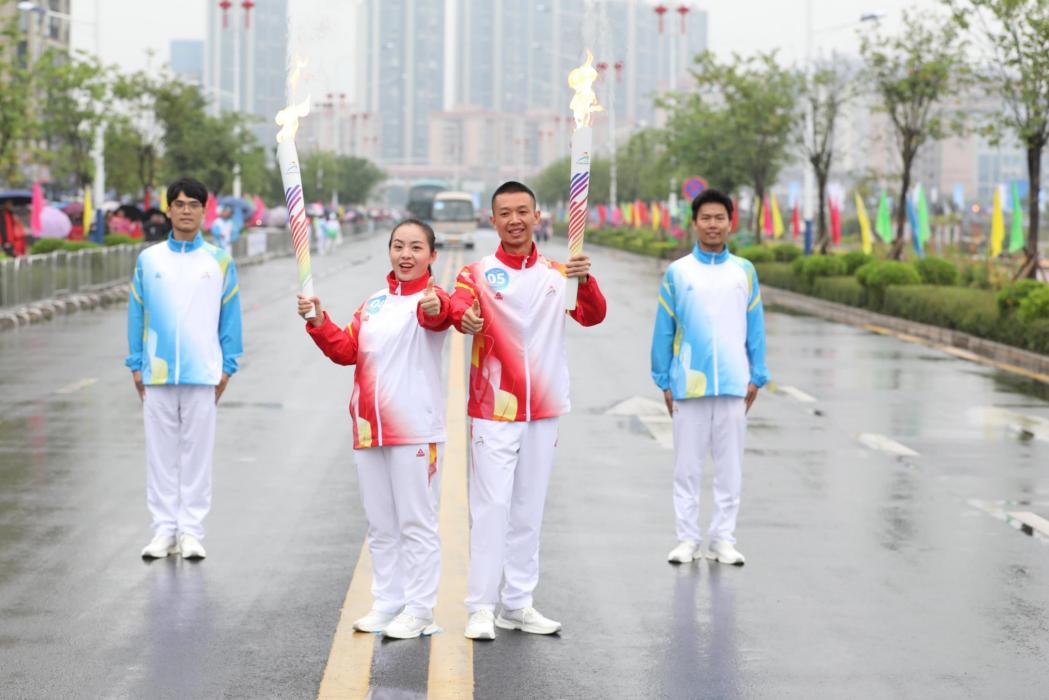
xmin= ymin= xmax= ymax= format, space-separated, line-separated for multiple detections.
xmin=969 ymin=499 xmax=1049 ymax=544
xmin=776 ymin=384 xmax=817 ymax=403
xmin=856 ymin=433 xmax=919 ymax=458
xmin=967 ymin=406 xmax=1049 ymax=443
xmin=55 ymin=378 xmax=97 ymax=395
xmin=606 ymin=396 xmax=674 ymax=449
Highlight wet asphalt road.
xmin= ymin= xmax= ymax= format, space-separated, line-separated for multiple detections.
xmin=2 ymin=229 xmax=1048 ymax=699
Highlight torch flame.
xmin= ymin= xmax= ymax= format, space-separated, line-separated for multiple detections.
xmin=275 ymin=57 xmax=311 ymax=143
xmin=567 ymin=50 xmax=603 ymax=129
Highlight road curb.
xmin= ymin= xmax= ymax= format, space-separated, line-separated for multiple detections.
xmin=763 ymin=285 xmax=1049 ymax=380
xmin=0 ymin=287 xmax=131 ymax=331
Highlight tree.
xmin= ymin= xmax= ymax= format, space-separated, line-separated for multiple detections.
xmin=32 ymin=49 xmax=110 ymax=191
xmin=300 ymin=151 xmax=385 ymax=206
xmin=664 ymin=52 xmax=799 ymax=241
xmin=0 ymin=15 xmax=32 ymax=184
xmin=945 ymin=0 xmax=1049 ymax=278
xmin=103 ymin=117 xmax=145 ymax=198
xmin=109 ymin=67 xmax=172 ymax=203
xmin=799 ymin=59 xmax=855 ymax=253
xmin=860 ymin=10 xmax=968 ymax=259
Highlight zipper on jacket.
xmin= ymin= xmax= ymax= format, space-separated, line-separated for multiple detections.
xmin=709 ymin=254 xmax=719 ymax=395
xmin=521 ymin=257 xmax=532 ymax=421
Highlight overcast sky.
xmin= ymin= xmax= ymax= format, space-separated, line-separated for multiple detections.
xmin=71 ymin=0 xmax=941 ymax=103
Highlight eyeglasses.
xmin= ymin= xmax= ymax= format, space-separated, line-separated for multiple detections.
xmin=171 ymin=200 xmax=203 ymax=212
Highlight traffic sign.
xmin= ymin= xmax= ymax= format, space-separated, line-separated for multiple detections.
xmin=682 ymin=176 xmax=708 ymax=201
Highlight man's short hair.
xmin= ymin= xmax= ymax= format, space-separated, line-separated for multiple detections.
xmin=691 ymin=189 xmax=733 ymax=221
xmin=491 ymin=180 xmax=537 ymax=210
xmin=167 ymin=178 xmax=208 ymax=207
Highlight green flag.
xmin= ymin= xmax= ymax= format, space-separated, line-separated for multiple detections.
xmin=875 ymin=190 xmax=893 ymax=244
xmin=916 ymin=184 xmax=931 ymax=244
xmin=1009 ymin=181 xmax=1025 ymax=253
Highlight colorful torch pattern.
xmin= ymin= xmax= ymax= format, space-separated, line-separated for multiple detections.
xmin=565 ymin=51 xmax=603 ymax=310
xmin=275 ymin=59 xmax=315 ymax=318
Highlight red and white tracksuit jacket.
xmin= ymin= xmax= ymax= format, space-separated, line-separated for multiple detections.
xmin=306 ymin=271 xmax=452 ymax=448
xmin=449 ymin=244 xmax=607 ymax=421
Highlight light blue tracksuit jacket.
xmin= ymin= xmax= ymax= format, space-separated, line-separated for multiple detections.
xmin=651 ymin=244 xmax=769 ymax=400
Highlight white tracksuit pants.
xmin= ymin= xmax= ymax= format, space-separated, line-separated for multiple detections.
xmin=672 ymin=396 xmax=747 ymax=545
xmin=465 ymin=417 xmax=558 ymax=613
xmin=143 ymin=385 xmax=216 ymax=539
xmin=354 ymin=443 xmax=443 ymax=618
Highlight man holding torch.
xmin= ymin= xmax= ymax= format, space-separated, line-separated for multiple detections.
xmin=450 ymin=181 xmax=607 ymax=640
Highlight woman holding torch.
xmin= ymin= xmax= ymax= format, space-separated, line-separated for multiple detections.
xmin=297 ymin=218 xmax=452 ymax=640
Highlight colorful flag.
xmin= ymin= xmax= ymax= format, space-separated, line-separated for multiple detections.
xmin=829 ymin=197 xmax=841 ymax=245
xmin=651 ymin=202 xmax=661 ymax=230
xmin=907 ymin=195 xmax=923 ymax=258
xmin=855 ymin=192 xmax=873 ymax=255
xmin=875 ymin=190 xmax=892 ymax=244
xmin=916 ymin=184 xmax=931 ymax=244
xmin=1009 ymin=181 xmax=1024 ymax=253
xmin=160 ymin=187 xmax=169 ymax=213
xmin=83 ymin=187 xmax=94 ymax=235
xmin=204 ymin=192 xmax=219 ymax=229
xmin=763 ymin=195 xmax=773 ymax=235
xmin=30 ymin=181 xmax=44 ymax=237
xmin=771 ymin=192 xmax=785 ymax=239
xmin=662 ymin=204 xmax=671 ymax=230
xmin=623 ymin=202 xmax=633 ymax=226
xmin=791 ymin=204 xmax=800 ymax=240
xmin=730 ymin=199 xmax=738 ymax=232
xmin=990 ymin=185 xmax=1005 ymax=258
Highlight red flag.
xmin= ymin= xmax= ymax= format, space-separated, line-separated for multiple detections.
xmin=763 ymin=195 xmax=773 ymax=235
xmin=143 ymin=187 xmax=151 ymax=210
xmin=830 ymin=197 xmax=841 ymax=245
xmin=662 ymin=204 xmax=671 ymax=230
xmin=30 ymin=181 xmax=44 ymax=237
xmin=731 ymin=199 xmax=739 ymax=232
xmin=204 ymin=192 xmax=219 ymax=229
xmin=250 ymin=195 xmax=266 ymax=226
xmin=597 ymin=205 xmax=608 ymax=226
xmin=791 ymin=204 xmax=800 ymax=240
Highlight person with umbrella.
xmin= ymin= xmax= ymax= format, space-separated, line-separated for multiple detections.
xmin=0 ymin=200 xmax=27 ymax=257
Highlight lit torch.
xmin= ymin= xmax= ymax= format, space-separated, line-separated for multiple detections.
xmin=275 ymin=58 xmax=315 ymax=318
xmin=566 ymin=50 xmax=603 ymax=311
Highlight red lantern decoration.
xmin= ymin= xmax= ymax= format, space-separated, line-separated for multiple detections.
xmin=654 ymin=4 xmax=667 ymax=34
xmin=241 ymin=0 xmax=254 ymax=28
xmin=677 ymin=5 xmax=690 ymax=34
xmin=219 ymin=0 xmax=232 ymax=29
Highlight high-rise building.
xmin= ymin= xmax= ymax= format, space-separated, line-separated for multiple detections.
xmin=360 ymin=0 xmax=446 ymax=166
xmin=1 ymin=0 xmax=72 ymax=68
xmin=170 ymin=40 xmax=204 ymax=86
xmin=204 ymin=0 xmax=288 ymax=149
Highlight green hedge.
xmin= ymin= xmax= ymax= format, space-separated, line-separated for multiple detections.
xmin=1018 ymin=286 xmax=1049 ymax=323
xmin=738 ymin=245 xmax=774 ymax=264
xmin=103 ymin=234 xmax=137 ymax=246
xmin=29 ymin=239 xmax=101 ymax=255
xmin=812 ymin=276 xmax=866 ymax=307
xmin=913 ymin=256 xmax=960 ymax=286
xmin=754 ymin=262 xmax=808 ymax=293
xmin=881 ymin=286 xmax=1001 ymax=338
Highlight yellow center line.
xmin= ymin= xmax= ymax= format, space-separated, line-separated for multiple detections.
xmin=428 ymin=249 xmax=474 ymax=699
xmin=317 ymin=253 xmax=466 ymax=699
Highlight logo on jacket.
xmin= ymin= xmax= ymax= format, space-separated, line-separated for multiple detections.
xmin=546 ymin=285 xmax=556 ymax=296
xmin=366 ymin=295 xmax=387 ymax=314
xmin=416 ymin=448 xmax=425 ymax=457
xmin=485 ymin=268 xmax=509 ymax=291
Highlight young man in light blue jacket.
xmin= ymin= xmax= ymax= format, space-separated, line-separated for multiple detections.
xmin=126 ymin=177 xmax=243 ymax=560
xmin=651 ymin=189 xmax=768 ymax=566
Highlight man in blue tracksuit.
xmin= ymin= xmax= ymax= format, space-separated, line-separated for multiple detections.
xmin=651 ymin=189 xmax=768 ymax=566
xmin=126 ymin=177 xmax=243 ymax=560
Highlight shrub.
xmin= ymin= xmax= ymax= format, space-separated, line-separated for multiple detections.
xmin=61 ymin=240 xmax=99 ymax=252
xmin=754 ymin=262 xmax=807 ymax=293
xmin=737 ymin=245 xmax=774 ymax=264
xmin=882 ymin=286 xmax=1000 ymax=338
xmin=857 ymin=260 xmax=922 ymax=307
xmin=791 ymin=255 xmax=806 ymax=276
xmin=1025 ymin=319 xmax=1049 ymax=354
xmin=840 ymin=250 xmax=873 ymax=275
xmin=29 ymin=239 xmax=68 ymax=255
xmin=727 ymin=239 xmax=739 ymax=254
xmin=104 ymin=234 xmax=137 ymax=246
xmin=797 ymin=254 xmax=847 ymax=285
xmin=1017 ymin=286 xmax=1049 ymax=323
xmin=913 ymin=256 xmax=960 ymax=286
xmin=813 ymin=276 xmax=866 ymax=307
xmin=960 ymin=262 xmax=1010 ymax=290
xmin=771 ymin=243 xmax=803 ymax=262
xmin=997 ymin=279 xmax=1044 ymax=316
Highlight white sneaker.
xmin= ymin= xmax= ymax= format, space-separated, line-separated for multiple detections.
xmin=707 ymin=540 xmax=745 ymax=566
xmin=495 ymin=607 xmax=562 ymax=635
xmin=140 ymin=534 xmax=178 ymax=559
xmin=382 ymin=612 xmax=435 ymax=640
xmin=667 ymin=540 xmax=702 ymax=564
xmin=352 ymin=609 xmax=398 ymax=633
xmin=464 ymin=609 xmax=496 ymax=640
xmin=178 ymin=533 xmax=207 ymax=560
